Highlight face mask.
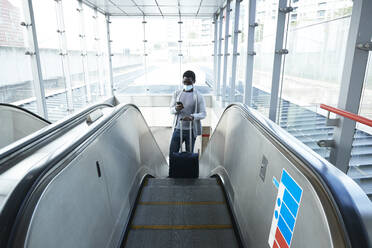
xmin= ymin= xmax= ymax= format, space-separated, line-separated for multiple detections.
xmin=183 ymin=84 xmax=193 ymax=91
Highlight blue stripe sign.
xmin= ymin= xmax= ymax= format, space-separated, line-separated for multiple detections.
xmin=269 ymin=169 xmax=303 ymax=248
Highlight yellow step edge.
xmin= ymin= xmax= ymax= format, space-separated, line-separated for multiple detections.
xmin=131 ymin=224 xmax=232 ymax=230
xmin=138 ymin=201 xmax=225 ymax=205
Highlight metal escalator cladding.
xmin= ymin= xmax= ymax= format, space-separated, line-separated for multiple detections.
xmin=0 ymin=103 xmax=112 ymax=165
xmin=124 ymin=178 xmax=241 ymax=248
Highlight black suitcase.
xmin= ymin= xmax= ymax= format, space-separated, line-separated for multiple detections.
xmin=169 ymin=121 xmax=199 ymax=178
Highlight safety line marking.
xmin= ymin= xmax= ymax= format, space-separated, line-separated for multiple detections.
xmin=138 ymin=201 xmax=225 ymax=205
xmin=131 ymin=224 xmax=233 ymax=230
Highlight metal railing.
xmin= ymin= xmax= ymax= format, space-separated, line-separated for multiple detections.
xmin=320 ymin=104 xmax=372 ymax=127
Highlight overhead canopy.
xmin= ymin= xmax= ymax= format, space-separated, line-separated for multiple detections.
xmin=82 ymin=0 xmax=225 ymax=17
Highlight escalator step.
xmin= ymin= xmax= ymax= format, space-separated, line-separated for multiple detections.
xmin=131 ymin=224 xmax=233 ymax=230
xmin=123 ymin=178 xmax=240 ymax=248
xmin=144 ymin=178 xmax=219 ymax=187
xmin=138 ymin=201 xmax=225 ymax=206
xmin=140 ymin=185 xmax=225 ymax=202
xmin=125 ymin=229 xmax=238 ymax=248
xmin=131 ymin=204 xmax=231 ymax=226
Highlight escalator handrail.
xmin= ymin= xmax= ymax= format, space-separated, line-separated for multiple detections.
xmin=1 ymin=104 xmax=143 ymax=247
xmin=223 ymin=103 xmax=372 ymax=247
xmin=0 ymin=103 xmax=113 ymax=166
xmin=0 ymin=103 xmax=51 ymax=124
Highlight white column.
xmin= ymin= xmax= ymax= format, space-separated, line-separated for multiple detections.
xmin=244 ymin=0 xmax=257 ymax=106
xmin=268 ymin=0 xmax=291 ymax=122
xmin=229 ymin=0 xmax=241 ymax=102
xmin=21 ymin=0 xmax=48 ymax=119
xmin=213 ymin=14 xmax=218 ymax=90
xmin=106 ymin=15 xmax=114 ymax=96
xmin=222 ymin=1 xmax=231 ymax=102
xmin=329 ymin=0 xmax=372 ymax=172
xmin=216 ymin=10 xmax=223 ymax=99
xmin=178 ymin=17 xmax=183 ymax=88
xmin=142 ymin=17 xmax=148 ymax=85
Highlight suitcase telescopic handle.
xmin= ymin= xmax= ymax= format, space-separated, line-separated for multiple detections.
xmin=179 ymin=119 xmax=192 ymax=152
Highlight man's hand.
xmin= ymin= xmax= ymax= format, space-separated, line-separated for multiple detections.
xmin=175 ymin=103 xmax=184 ymax=111
xmin=182 ymin=116 xmax=194 ymax=121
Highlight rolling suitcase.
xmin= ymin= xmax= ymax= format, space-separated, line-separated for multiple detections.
xmin=169 ymin=120 xmax=199 ymax=178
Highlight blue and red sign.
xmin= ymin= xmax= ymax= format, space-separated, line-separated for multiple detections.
xmin=268 ymin=169 xmax=303 ymax=248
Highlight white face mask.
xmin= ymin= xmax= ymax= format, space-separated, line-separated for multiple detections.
xmin=183 ymin=84 xmax=193 ymax=91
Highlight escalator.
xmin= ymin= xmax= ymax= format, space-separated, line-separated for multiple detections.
xmin=0 ymin=103 xmax=372 ymax=248
xmin=0 ymin=102 xmax=112 ymax=166
xmin=123 ymin=178 xmax=242 ymax=247
xmin=0 ymin=103 xmax=50 ymax=149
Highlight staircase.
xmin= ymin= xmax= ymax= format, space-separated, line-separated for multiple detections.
xmin=251 ymin=87 xmax=372 ymax=200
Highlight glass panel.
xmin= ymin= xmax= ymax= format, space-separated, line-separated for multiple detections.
xmin=359 ymin=52 xmax=372 ymax=122
xmin=110 ymin=17 xmax=144 ymax=94
xmin=236 ymin=0 xmax=249 ymax=102
xmin=111 ymin=17 xmax=213 ymax=95
xmin=32 ymin=0 xmax=69 ymax=122
xmin=219 ymin=8 xmax=226 ymax=97
xmin=350 ymin=48 xmax=372 ymax=190
xmin=63 ymin=0 xmax=88 ymax=111
xmin=0 ymin=0 xmax=36 ymax=112
xmin=84 ymin=6 xmax=101 ymax=101
xmin=214 ymin=16 xmax=220 ymax=94
xmin=146 ymin=17 xmax=179 ymax=93
xmin=279 ymin=0 xmax=353 ymax=159
xmin=199 ymin=18 xmax=214 ymax=88
xmin=182 ymin=17 xmax=214 ymax=95
xmin=251 ymin=0 xmax=279 ymax=117
xmin=96 ymin=12 xmax=109 ymax=97
xmin=226 ymin=0 xmax=235 ymax=102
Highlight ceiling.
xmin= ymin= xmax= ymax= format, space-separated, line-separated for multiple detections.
xmin=82 ymin=0 xmax=225 ymax=17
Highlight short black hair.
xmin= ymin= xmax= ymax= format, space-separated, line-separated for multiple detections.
xmin=183 ymin=70 xmax=196 ymax=82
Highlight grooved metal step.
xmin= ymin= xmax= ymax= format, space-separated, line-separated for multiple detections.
xmin=124 ymin=178 xmax=240 ymax=248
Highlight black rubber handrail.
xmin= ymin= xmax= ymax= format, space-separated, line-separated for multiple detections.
xmin=0 ymin=103 xmax=51 ymax=124
xmin=222 ymin=103 xmax=372 ymax=248
xmin=0 ymin=103 xmax=113 ymax=166
xmin=1 ymin=104 xmax=139 ymax=247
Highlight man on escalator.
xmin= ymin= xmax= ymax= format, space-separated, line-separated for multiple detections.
xmin=169 ymin=70 xmax=207 ymax=157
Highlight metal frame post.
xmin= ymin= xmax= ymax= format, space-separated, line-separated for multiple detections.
xmin=178 ymin=17 xmax=183 ymax=88
xmin=244 ymin=0 xmax=257 ymax=106
xmin=229 ymin=0 xmax=241 ymax=102
xmin=106 ymin=15 xmax=114 ymax=96
xmin=77 ymin=0 xmax=91 ymax=102
xmin=216 ymin=10 xmax=223 ymax=99
xmin=142 ymin=17 xmax=148 ymax=84
xmin=268 ymin=0 xmax=291 ymax=122
xmin=213 ymin=14 xmax=218 ymax=90
xmin=222 ymin=0 xmax=231 ymax=102
xmin=22 ymin=0 xmax=48 ymax=119
xmin=329 ymin=0 xmax=372 ymax=173
xmin=55 ymin=0 xmax=74 ymax=112
xmin=93 ymin=9 xmax=105 ymax=96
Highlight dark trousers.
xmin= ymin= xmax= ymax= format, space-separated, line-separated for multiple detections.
xmin=169 ymin=128 xmax=196 ymax=156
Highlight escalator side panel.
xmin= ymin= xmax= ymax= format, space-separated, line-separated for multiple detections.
xmin=200 ymin=105 xmax=357 ymax=248
xmin=11 ymin=106 xmax=167 ymax=248
xmin=0 ymin=104 xmax=49 ymax=149
xmin=24 ymin=149 xmax=114 ymax=248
